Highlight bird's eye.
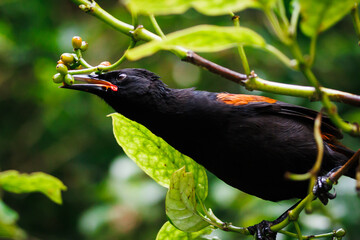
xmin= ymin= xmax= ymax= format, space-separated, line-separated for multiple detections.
xmin=118 ymin=73 xmax=127 ymax=80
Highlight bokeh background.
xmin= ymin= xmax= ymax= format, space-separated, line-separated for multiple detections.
xmin=1 ymin=0 xmax=360 ymax=239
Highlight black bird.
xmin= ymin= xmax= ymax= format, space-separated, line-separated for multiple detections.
xmin=61 ymin=68 xmax=355 ymax=236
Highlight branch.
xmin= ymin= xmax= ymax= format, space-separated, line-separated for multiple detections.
xmin=70 ymin=0 xmax=360 ymax=118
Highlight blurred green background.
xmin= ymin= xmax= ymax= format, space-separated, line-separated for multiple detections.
xmin=1 ymin=0 xmax=360 ymax=239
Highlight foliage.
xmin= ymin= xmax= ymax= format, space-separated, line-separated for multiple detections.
xmin=0 ymin=170 xmax=66 ymax=239
xmin=110 ymin=113 xmax=208 ymax=201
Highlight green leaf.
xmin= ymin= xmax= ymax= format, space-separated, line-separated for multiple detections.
xmin=156 ymin=221 xmax=216 ymax=240
xmin=0 ymin=201 xmax=25 ymax=239
xmin=299 ymin=0 xmax=359 ymax=36
xmin=0 ymin=200 xmax=18 ymax=225
xmin=166 ymin=167 xmax=209 ymax=232
xmin=126 ymin=0 xmax=191 ymax=15
xmin=0 ymin=170 xmax=67 ymax=204
xmin=126 ymin=0 xmax=276 ymax=16
xmin=109 ymin=113 xmax=208 ymax=201
xmin=193 ymin=0 xmax=276 ymax=16
xmin=127 ymin=25 xmax=266 ymax=60
xmin=0 ymin=222 xmax=26 ymax=240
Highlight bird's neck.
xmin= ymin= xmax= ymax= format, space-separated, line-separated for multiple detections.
xmin=108 ymin=87 xmax=216 ymax=136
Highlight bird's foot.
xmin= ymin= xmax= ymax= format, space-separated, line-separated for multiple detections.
xmin=247 ymin=220 xmax=277 ymax=240
xmin=312 ymin=168 xmax=338 ymax=205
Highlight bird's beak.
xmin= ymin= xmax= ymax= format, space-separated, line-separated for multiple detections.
xmin=60 ymin=74 xmax=118 ymax=93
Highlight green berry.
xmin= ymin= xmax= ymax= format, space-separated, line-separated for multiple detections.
xmin=335 ymin=228 xmax=346 ymax=237
xmin=60 ymin=53 xmax=75 ymax=64
xmin=72 ymin=36 xmax=82 ymax=49
xmin=56 ymin=63 xmax=68 ymax=75
xmin=80 ymin=41 xmax=88 ymax=52
xmin=53 ymin=73 xmax=64 ymax=84
xmin=64 ymin=74 xmax=75 ymax=85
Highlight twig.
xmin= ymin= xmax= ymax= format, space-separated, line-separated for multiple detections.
xmin=351 ymin=3 xmax=360 ymax=43
xmin=231 ymin=13 xmax=251 ymax=75
xmin=289 ymin=1 xmax=300 ymax=38
xmin=149 ymin=15 xmax=166 ymax=38
xmin=330 ymin=149 xmax=360 ymax=183
xmin=183 ymin=51 xmax=248 ymax=84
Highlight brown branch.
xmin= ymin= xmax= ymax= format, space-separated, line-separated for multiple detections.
xmin=330 ymin=149 xmax=360 ymax=183
xmin=182 ymin=51 xmax=249 ymax=84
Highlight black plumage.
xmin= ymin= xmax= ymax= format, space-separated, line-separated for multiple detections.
xmin=62 ymin=68 xmax=355 ymax=201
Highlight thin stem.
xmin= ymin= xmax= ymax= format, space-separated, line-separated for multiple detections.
xmin=312 ymin=112 xmax=325 ymax=175
xmin=289 ymin=1 xmax=300 ymax=38
xmin=69 ymin=67 xmax=97 ymax=75
xmin=285 ymin=172 xmax=311 ymax=181
xmin=288 ymin=39 xmax=359 ymax=135
xmin=231 ymin=13 xmax=251 ymax=75
xmin=78 ymin=58 xmax=93 ymax=68
xmin=277 ymin=0 xmax=290 ymax=29
xmin=286 ymin=111 xmax=325 ymax=185
xmin=132 ymin=11 xmax=138 ymax=28
xmin=271 ymin=194 xmax=314 ymax=232
xmin=197 ymin=198 xmax=249 ymax=234
xmin=69 ymin=40 xmax=137 ymax=74
xmin=293 ymin=221 xmax=303 ymax=240
xmin=279 ymin=229 xmax=339 ymax=239
xmin=301 ymin=67 xmax=357 ymax=134
xmin=264 ymin=8 xmax=291 ymax=45
xmin=330 ymin=149 xmax=360 ymax=183
xmin=351 ymin=3 xmax=360 ymax=42
xmin=308 ymin=34 xmax=318 ymax=67
xmin=102 ymin=40 xmax=137 ymax=70
xmin=149 ymin=15 xmax=166 ymax=38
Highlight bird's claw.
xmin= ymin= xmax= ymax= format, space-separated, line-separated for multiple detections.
xmin=248 ymin=220 xmax=277 ymax=240
xmin=313 ymin=171 xmax=336 ymax=205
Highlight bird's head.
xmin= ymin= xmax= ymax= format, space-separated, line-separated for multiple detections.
xmin=61 ymin=68 xmax=165 ymax=110
xmin=61 ymin=68 xmax=160 ymax=96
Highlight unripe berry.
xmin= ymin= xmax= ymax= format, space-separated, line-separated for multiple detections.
xmin=72 ymin=36 xmax=82 ymax=49
xmin=56 ymin=63 xmax=68 ymax=75
xmin=99 ymin=61 xmax=111 ymax=67
xmin=80 ymin=41 xmax=88 ymax=52
xmin=64 ymin=74 xmax=75 ymax=85
xmin=335 ymin=228 xmax=346 ymax=237
xmin=60 ymin=53 xmax=75 ymax=65
xmin=52 ymin=73 xmax=64 ymax=84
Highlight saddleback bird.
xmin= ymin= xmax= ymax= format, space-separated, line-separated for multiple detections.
xmin=62 ymin=68 xmax=356 ymax=239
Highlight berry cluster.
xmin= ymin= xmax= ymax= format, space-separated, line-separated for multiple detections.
xmin=52 ymin=36 xmax=88 ymax=85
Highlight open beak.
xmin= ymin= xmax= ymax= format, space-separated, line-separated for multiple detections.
xmin=60 ymin=74 xmax=118 ymax=93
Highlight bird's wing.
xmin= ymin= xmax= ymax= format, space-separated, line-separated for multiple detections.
xmin=216 ymin=93 xmax=346 ymax=148
xmin=276 ymin=102 xmax=342 ymax=139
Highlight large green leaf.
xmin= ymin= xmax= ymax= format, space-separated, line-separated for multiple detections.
xmin=126 ymin=0 xmax=276 ymax=16
xmin=127 ymin=25 xmax=266 ymax=60
xmin=156 ymin=221 xmax=216 ymax=240
xmin=109 ymin=113 xmax=208 ymax=201
xmin=193 ymin=0 xmax=276 ymax=16
xmin=166 ymin=167 xmax=209 ymax=232
xmin=299 ymin=0 xmax=359 ymax=36
xmin=126 ymin=0 xmax=190 ymax=16
xmin=0 ymin=170 xmax=67 ymax=204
